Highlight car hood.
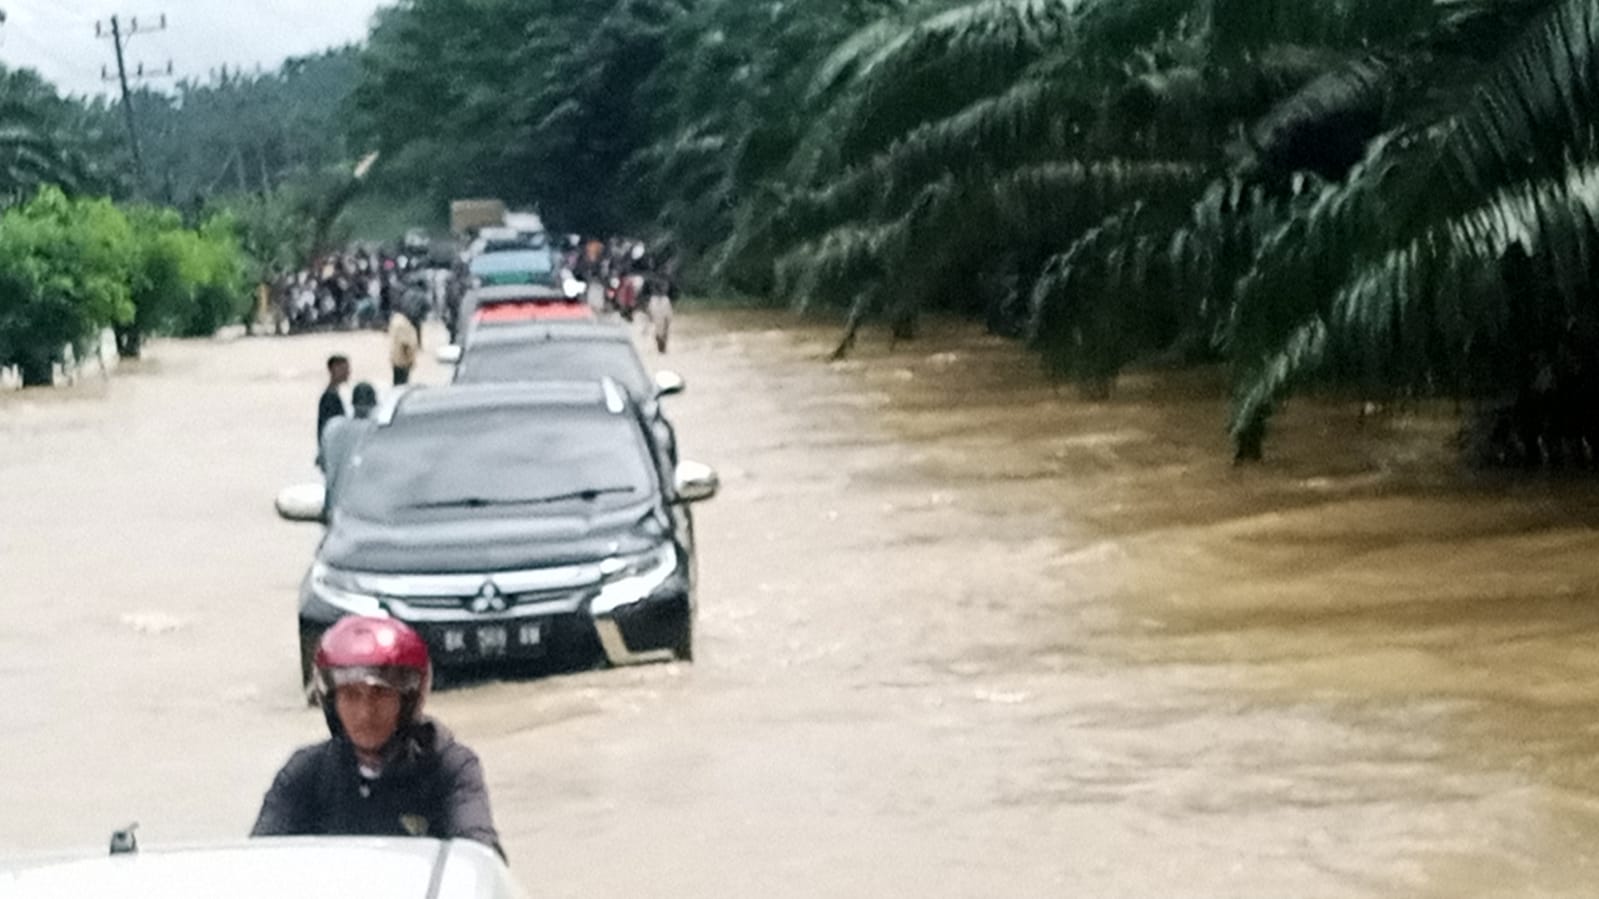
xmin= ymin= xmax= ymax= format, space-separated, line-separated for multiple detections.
xmin=321 ymin=501 xmax=667 ymax=574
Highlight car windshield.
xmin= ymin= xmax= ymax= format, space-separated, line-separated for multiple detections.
xmin=455 ymin=340 xmax=651 ymax=398
xmin=471 ymin=250 xmax=554 ymax=277
xmin=339 ymin=408 xmax=654 ymax=521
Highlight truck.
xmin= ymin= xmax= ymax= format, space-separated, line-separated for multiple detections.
xmin=449 ymin=201 xmax=545 ymax=238
xmin=449 ymin=199 xmax=508 ymax=236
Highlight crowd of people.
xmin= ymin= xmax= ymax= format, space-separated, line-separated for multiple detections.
xmin=562 ymin=235 xmax=679 ymax=352
xmin=261 ymin=234 xmax=679 ymax=345
xmin=564 ymin=236 xmax=678 ymax=308
xmin=268 ymin=250 xmax=444 ymax=337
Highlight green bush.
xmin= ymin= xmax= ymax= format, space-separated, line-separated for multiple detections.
xmin=0 ymin=187 xmax=252 ymax=383
xmin=171 ymin=214 xmax=250 ymax=339
xmin=0 ymin=187 xmax=134 ymax=385
xmin=116 ymin=204 xmax=252 ymax=355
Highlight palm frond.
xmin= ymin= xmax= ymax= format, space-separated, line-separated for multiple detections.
xmin=775 ymin=75 xmax=1078 ymax=247
xmin=1208 ymin=0 xmax=1437 ymax=55
xmin=1242 ymin=53 xmax=1405 ymax=180
xmin=1336 ymin=158 xmax=1599 ymax=369
xmin=1226 ymin=130 xmax=1428 ymax=369
xmin=807 ymin=16 xmax=916 ymax=101
xmin=1028 ymin=204 xmax=1155 ymax=389
xmin=1232 ymin=157 xmax=1599 ymax=451
xmin=822 ymin=0 xmax=1075 ymax=96
xmin=817 ymin=0 xmax=1081 ymax=166
xmin=1229 ymin=315 xmax=1328 ymax=458
xmin=778 ymin=157 xmax=1206 ymax=360
xmin=1445 ymin=0 xmax=1599 ymax=198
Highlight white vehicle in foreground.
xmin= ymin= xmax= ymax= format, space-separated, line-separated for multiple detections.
xmin=1 ymin=836 xmax=526 ymax=899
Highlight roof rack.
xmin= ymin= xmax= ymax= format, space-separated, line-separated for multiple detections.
xmin=600 ymin=377 xmax=627 ymax=414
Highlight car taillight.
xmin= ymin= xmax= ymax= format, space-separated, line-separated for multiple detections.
xmin=475 ymin=303 xmax=593 ymax=322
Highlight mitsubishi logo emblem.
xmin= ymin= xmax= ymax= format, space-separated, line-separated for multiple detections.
xmin=469 ymin=582 xmax=509 ymax=615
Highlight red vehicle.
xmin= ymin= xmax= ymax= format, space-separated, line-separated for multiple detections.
xmin=476 ymin=302 xmax=594 ymax=324
xmin=461 ymin=284 xmax=592 ymax=337
xmin=440 ymin=285 xmax=593 ymax=363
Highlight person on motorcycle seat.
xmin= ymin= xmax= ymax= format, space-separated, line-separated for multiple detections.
xmin=251 ymin=617 xmax=503 ymax=856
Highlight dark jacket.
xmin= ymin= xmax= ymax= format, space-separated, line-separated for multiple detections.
xmin=317 ymin=387 xmax=346 ymax=440
xmin=251 ymin=718 xmax=502 ymax=856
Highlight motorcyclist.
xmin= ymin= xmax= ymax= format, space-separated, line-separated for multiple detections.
xmin=612 ymin=243 xmax=648 ymax=319
xmin=562 ymin=234 xmax=582 ymax=272
xmin=251 ymin=617 xmax=502 ymax=856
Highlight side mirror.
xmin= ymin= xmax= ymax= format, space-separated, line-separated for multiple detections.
xmin=275 ymin=483 xmax=327 ymax=523
xmin=436 ymin=345 xmax=462 ymax=365
xmin=673 ymin=460 xmax=719 ymax=504
xmin=654 ymin=370 xmax=686 ymax=398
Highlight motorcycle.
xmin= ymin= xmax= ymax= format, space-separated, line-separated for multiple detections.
xmin=611 ymin=274 xmax=645 ymax=321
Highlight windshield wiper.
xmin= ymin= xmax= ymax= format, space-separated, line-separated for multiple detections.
xmin=409 ymin=486 xmax=637 ymax=510
xmin=522 ymin=486 xmax=639 ymax=505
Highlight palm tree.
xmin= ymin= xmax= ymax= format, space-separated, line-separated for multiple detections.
xmin=0 ymin=67 xmax=112 ymax=203
xmin=724 ymin=0 xmax=1385 ymax=352
xmin=1221 ymin=0 xmax=1592 ymax=461
xmin=718 ymin=0 xmax=1575 ymax=462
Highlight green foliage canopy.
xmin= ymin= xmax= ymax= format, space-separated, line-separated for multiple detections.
xmin=335 ymin=0 xmax=1599 ymax=461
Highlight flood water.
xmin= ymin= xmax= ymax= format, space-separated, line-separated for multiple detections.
xmin=4 ymin=309 xmax=1599 ymax=896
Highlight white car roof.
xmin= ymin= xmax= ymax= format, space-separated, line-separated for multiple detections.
xmin=503 ymin=212 xmax=543 ymax=233
xmin=0 ymin=837 xmax=521 ymax=899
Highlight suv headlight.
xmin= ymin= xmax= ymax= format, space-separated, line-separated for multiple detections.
xmin=599 ymin=544 xmax=675 ymax=582
xmin=309 ymin=563 xmax=386 ymax=616
xmin=592 ymin=544 xmax=678 ymax=616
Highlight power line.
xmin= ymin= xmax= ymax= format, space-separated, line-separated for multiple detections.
xmin=95 ymin=13 xmax=172 ymax=193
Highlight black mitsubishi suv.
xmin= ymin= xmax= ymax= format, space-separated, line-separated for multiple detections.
xmin=285 ymin=380 xmax=718 ymax=688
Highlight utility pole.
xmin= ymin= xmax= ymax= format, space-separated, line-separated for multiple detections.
xmin=96 ymin=14 xmax=172 ymax=194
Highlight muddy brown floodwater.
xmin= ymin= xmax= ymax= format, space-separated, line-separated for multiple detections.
xmin=5 ymin=310 xmax=1599 ymax=896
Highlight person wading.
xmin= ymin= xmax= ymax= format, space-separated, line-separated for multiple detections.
xmin=389 ymin=309 xmax=420 ymax=386
xmin=318 ymin=355 xmax=351 ymax=441
xmin=252 ymin=617 xmax=502 ymax=855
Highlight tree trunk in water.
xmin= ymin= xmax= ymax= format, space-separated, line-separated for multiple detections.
xmin=1233 ymin=406 xmax=1270 ymax=464
xmin=890 ymin=310 xmax=918 ymax=343
xmin=115 ymin=325 xmax=142 ymax=360
xmin=18 ymin=356 xmax=53 ymax=387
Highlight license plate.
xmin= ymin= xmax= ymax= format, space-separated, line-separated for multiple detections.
xmin=440 ymin=623 xmax=541 ymax=658
xmin=476 ymin=626 xmax=508 ymax=655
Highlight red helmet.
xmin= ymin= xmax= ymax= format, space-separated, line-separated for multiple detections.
xmin=314 ymin=617 xmax=432 ymax=727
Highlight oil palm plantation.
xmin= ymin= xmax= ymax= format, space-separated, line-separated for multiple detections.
xmin=695 ymin=0 xmax=1584 ymax=462
xmin=350 ymin=0 xmax=1599 ymax=465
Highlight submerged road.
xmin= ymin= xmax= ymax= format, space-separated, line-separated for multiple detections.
xmin=5 ymin=310 xmax=1599 ymax=896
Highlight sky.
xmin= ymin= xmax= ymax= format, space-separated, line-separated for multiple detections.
xmin=0 ymin=0 xmax=388 ymax=97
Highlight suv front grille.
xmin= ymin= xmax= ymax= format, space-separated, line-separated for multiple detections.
xmin=397 ymin=587 xmax=590 ymax=612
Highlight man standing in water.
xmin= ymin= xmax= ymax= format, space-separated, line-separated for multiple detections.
xmin=252 ymin=616 xmax=502 ymax=854
xmin=389 ymin=309 xmax=420 ymax=386
xmin=318 ymin=355 xmax=351 ymax=440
